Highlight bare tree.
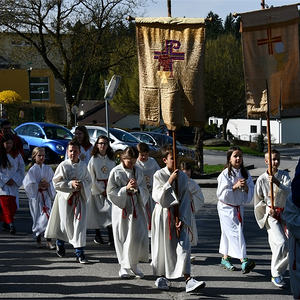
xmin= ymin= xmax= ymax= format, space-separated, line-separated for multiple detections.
xmin=0 ymin=0 xmax=145 ymax=126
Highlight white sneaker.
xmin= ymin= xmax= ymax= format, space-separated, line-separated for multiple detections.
xmin=190 ymin=256 xmax=196 ymax=263
xmin=271 ymin=276 xmax=286 ymax=288
xmin=155 ymin=277 xmax=170 ymax=290
xmin=119 ymin=267 xmax=131 ymax=279
xmin=130 ymin=265 xmax=144 ymax=278
xmin=186 ymin=278 xmax=206 ymax=293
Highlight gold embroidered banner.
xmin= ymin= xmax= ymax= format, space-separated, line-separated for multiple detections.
xmin=240 ymin=5 xmax=300 ymax=117
xmin=135 ymin=17 xmax=206 ymax=130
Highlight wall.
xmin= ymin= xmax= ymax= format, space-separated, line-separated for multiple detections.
xmin=0 ymin=69 xmax=56 ymax=104
xmin=281 ymin=118 xmax=300 ymax=143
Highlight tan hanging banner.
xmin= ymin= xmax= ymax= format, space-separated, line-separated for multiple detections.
xmin=136 ymin=17 xmax=206 ymax=130
xmin=240 ymin=5 xmax=300 ymax=117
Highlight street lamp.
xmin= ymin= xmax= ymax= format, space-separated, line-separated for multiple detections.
xmin=104 ymin=75 xmax=121 ymax=139
xmin=27 ymin=67 xmax=32 ymax=104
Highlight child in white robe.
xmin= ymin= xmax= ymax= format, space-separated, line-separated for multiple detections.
xmin=45 ymin=139 xmax=92 ymax=264
xmin=254 ymin=149 xmax=290 ymax=288
xmin=151 ymin=144 xmax=206 ymax=293
xmin=65 ymin=126 xmax=92 ymax=164
xmin=87 ymin=135 xmax=115 ymax=246
xmin=107 ymin=147 xmax=149 ymax=279
xmin=23 ymin=147 xmax=56 ymax=249
xmin=136 ymin=142 xmax=160 ymax=232
xmin=283 ymin=159 xmax=300 ymax=299
xmin=180 ymin=161 xmax=204 ymax=255
xmin=217 ymin=146 xmax=255 ymax=273
xmin=0 ymin=133 xmax=25 ymax=234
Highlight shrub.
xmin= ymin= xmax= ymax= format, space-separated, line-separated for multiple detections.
xmin=0 ymin=90 xmax=22 ymax=104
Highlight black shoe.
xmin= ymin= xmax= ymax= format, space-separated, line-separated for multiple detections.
xmin=2 ymin=223 xmax=10 ymax=231
xmin=9 ymin=225 xmax=16 ymax=235
xmin=56 ymin=244 xmax=65 ymax=258
xmin=76 ymin=254 xmax=89 ymax=264
xmin=94 ymin=234 xmax=105 ymax=244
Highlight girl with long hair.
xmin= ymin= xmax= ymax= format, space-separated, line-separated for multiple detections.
xmin=23 ymin=147 xmax=56 ymax=249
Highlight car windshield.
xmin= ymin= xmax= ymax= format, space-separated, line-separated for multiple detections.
xmin=43 ymin=126 xmax=73 ymax=140
xmin=110 ymin=129 xmax=139 ymax=143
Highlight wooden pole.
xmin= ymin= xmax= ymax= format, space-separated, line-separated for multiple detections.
xmin=167 ymin=0 xmax=171 ymax=17
xmin=261 ymin=0 xmax=265 ymax=9
xmin=266 ymin=80 xmax=275 ymax=210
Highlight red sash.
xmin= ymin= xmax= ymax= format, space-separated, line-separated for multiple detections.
xmin=38 ymin=189 xmax=50 ymax=219
xmin=220 ymin=200 xmax=242 ymax=223
xmin=122 ymin=192 xmax=137 ymax=219
xmin=68 ymin=191 xmax=81 ymax=220
xmin=97 ymin=179 xmax=108 ymax=197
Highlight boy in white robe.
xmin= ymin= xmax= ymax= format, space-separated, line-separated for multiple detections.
xmin=217 ymin=146 xmax=255 ymax=273
xmin=45 ymin=139 xmax=92 ymax=264
xmin=254 ymin=149 xmax=291 ymax=288
xmin=283 ymin=159 xmax=300 ymax=299
xmin=23 ymin=147 xmax=56 ymax=249
xmin=107 ymin=147 xmax=149 ymax=279
xmin=136 ymin=142 xmax=160 ymax=232
xmin=151 ymin=144 xmax=206 ymax=293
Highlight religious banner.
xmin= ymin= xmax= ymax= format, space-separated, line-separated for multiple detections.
xmin=135 ymin=17 xmax=206 ymax=130
xmin=240 ymin=5 xmax=300 ymax=117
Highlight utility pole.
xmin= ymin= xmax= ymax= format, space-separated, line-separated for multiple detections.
xmin=261 ymin=0 xmax=265 ymax=9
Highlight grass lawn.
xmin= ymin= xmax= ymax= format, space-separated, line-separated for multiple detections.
xmin=203 ymin=164 xmax=224 ymax=174
xmin=204 ymin=145 xmax=264 ymax=157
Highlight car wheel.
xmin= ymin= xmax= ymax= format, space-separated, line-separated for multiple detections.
xmin=45 ymin=148 xmax=59 ymax=164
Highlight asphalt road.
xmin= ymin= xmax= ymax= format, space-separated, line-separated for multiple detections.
xmin=1 ymin=149 xmax=299 ymax=299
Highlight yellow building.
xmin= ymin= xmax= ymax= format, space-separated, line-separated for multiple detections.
xmin=0 ymin=32 xmax=64 ymax=106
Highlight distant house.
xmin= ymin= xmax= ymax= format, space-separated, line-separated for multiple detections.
xmin=0 ymin=32 xmax=65 ymax=108
xmin=77 ymin=100 xmax=140 ymax=129
xmin=209 ymin=116 xmax=300 ymax=144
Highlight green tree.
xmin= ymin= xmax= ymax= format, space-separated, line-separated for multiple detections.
xmin=204 ymin=34 xmax=245 ymax=140
xmin=205 ymin=11 xmax=224 ymax=40
xmin=0 ymin=0 xmax=145 ymax=126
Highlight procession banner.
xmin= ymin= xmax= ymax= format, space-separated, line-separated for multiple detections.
xmin=240 ymin=5 xmax=300 ymax=117
xmin=136 ymin=17 xmax=206 ymax=130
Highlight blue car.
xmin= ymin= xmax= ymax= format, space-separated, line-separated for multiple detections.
xmin=14 ymin=122 xmax=73 ymax=163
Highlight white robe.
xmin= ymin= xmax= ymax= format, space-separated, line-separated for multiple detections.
xmin=188 ymin=178 xmax=204 ymax=246
xmin=254 ymin=170 xmax=291 ymax=277
xmin=0 ymin=154 xmax=25 ymax=209
xmin=45 ymin=159 xmax=92 ymax=248
xmin=136 ymin=157 xmax=160 ymax=230
xmin=283 ymin=196 xmax=300 ymax=299
xmin=87 ymin=154 xmax=115 ymax=229
xmin=151 ymin=167 xmax=192 ymax=279
xmin=65 ymin=145 xmax=92 ymax=165
xmin=23 ymin=164 xmax=56 ymax=237
xmin=107 ymin=163 xmax=149 ymax=269
xmin=217 ymin=168 xmax=254 ymax=259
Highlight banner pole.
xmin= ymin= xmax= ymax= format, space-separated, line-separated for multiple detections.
xmin=266 ymin=80 xmax=275 ymax=210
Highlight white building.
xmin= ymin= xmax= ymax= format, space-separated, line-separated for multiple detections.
xmin=209 ymin=116 xmax=300 ymax=144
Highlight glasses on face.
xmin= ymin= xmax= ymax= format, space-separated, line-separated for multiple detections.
xmin=97 ymin=142 xmax=108 ymax=145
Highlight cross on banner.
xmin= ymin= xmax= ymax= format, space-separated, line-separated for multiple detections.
xmin=257 ymin=27 xmax=282 ymax=55
xmin=154 ymin=40 xmax=185 ymax=73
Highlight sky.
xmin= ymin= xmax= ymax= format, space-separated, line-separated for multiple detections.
xmin=138 ymin=0 xmax=299 ymax=21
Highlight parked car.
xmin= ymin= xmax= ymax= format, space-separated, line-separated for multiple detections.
xmin=131 ymin=131 xmax=195 ymax=159
xmin=14 ymin=122 xmax=73 ymax=163
xmin=71 ymin=126 xmax=157 ymax=153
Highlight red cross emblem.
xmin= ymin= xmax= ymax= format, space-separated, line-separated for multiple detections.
xmin=154 ymin=40 xmax=185 ymax=73
xmin=257 ymin=27 xmax=282 ymax=55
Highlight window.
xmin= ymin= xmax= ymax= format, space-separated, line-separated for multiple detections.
xmin=262 ymin=126 xmax=267 ymax=134
xmin=29 ymin=77 xmax=50 ymax=101
xmin=26 ymin=125 xmax=42 ymax=137
xmin=250 ymin=125 xmax=257 ymax=133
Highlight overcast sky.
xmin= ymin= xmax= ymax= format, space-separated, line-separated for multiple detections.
xmin=138 ymin=0 xmax=299 ymax=21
